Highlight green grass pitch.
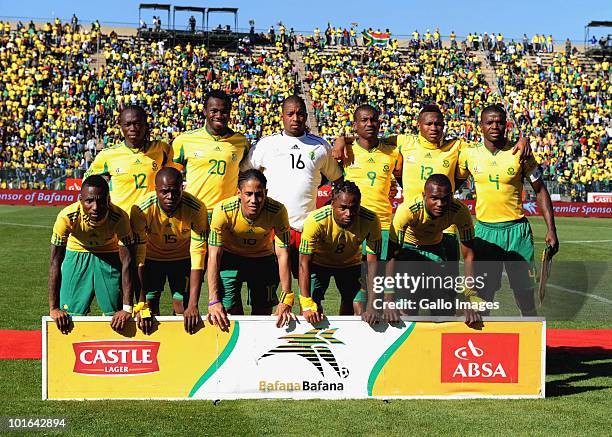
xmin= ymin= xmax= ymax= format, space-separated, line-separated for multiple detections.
xmin=0 ymin=205 xmax=610 ymax=435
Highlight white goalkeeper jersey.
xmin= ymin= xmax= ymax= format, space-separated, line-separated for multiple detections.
xmin=241 ymin=131 xmax=342 ymax=231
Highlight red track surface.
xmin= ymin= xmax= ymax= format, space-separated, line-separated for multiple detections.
xmin=1 ymin=328 xmax=610 ymax=360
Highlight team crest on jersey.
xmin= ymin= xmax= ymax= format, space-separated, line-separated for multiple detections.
xmin=443 ymin=160 xmax=450 ymax=168
xmin=309 ymin=150 xmax=316 ymax=161
xmin=152 ymin=161 xmax=158 ymax=170
xmin=231 ymin=152 xmax=237 ymax=161
xmin=507 ymin=167 xmax=515 ymax=175
xmin=383 ymin=164 xmax=390 ymax=173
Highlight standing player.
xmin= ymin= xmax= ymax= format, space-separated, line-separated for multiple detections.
xmin=130 ymin=168 xmax=208 ymax=334
xmin=206 ymin=170 xmax=293 ymax=330
xmin=172 ymin=90 xmax=250 ymax=221
xmin=342 ymin=105 xmax=401 ymax=257
xmin=298 ymin=181 xmax=384 ymax=324
xmin=84 ymin=105 xmax=172 ymax=214
xmin=456 ymin=105 xmax=559 ymax=316
xmin=334 ymin=105 xmax=531 ymax=274
xmin=48 ymin=176 xmax=135 ymax=333
xmin=240 ymin=95 xmax=343 ymax=277
xmin=389 ymin=174 xmax=480 ymax=326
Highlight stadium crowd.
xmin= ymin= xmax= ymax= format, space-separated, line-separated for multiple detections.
xmin=0 ymin=20 xmax=295 ymax=189
xmin=0 ymin=19 xmax=609 ymax=198
xmin=493 ymin=49 xmax=610 ymax=200
xmin=302 ymin=44 xmax=498 ymax=140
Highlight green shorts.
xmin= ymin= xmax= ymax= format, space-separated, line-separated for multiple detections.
xmin=311 ymin=264 xmax=362 ymax=303
xmin=59 ymin=250 xmax=122 ymax=315
xmin=144 ymin=258 xmax=190 ymax=304
xmin=218 ymin=251 xmax=279 ymax=310
xmin=398 ymin=242 xmax=446 ymax=263
xmin=361 ymin=229 xmax=390 ymax=260
xmin=474 ymin=218 xmax=536 ymax=292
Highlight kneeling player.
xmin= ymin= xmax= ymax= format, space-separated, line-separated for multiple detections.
xmin=389 ymin=174 xmax=481 ymax=326
xmin=207 ymin=169 xmax=293 ymax=329
xmin=130 ymin=167 xmax=208 ymax=334
xmin=48 ymin=176 xmax=135 ymax=333
xmin=298 ymin=181 xmax=382 ymax=324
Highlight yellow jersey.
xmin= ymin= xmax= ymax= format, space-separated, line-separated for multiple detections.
xmin=343 ymin=138 xmax=401 ymax=229
xmin=130 ymin=192 xmax=208 ymax=270
xmin=391 ymin=197 xmax=474 ymax=246
xmin=397 ymin=134 xmax=466 ymax=200
xmin=457 ymin=142 xmax=541 ymax=223
xmin=172 ymin=126 xmax=249 ymax=210
xmin=300 ymin=205 xmax=382 ymax=268
xmin=84 ymin=140 xmax=172 ymax=213
xmin=51 ymin=202 xmax=133 ymax=253
xmin=208 ymin=196 xmax=290 ymax=258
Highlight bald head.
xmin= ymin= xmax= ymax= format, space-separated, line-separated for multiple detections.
xmin=155 ymin=167 xmax=183 ymax=187
xmin=155 ymin=167 xmax=183 ymax=213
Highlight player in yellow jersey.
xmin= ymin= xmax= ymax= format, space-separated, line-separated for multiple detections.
xmin=333 ymin=104 xmax=531 ymax=276
xmin=48 ymin=176 xmax=135 ymax=333
xmin=389 ymin=174 xmax=480 ymax=325
xmin=342 ymin=105 xmax=401 ymax=260
xmin=457 ymin=105 xmax=558 ymax=316
xmin=84 ymin=105 xmax=173 ymax=213
xmin=130 ymin=168 xmax=208 ymax=334
xmin=206 ymin=170 xmax=293 ymax=330
xmin=299 ymin=181 xmax=383 ymax=324
xmin=172 ymin=90 xmax=250 ymax=221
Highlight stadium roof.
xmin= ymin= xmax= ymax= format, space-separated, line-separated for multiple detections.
xmin=139 ymin=3 xmax=171 ymax=11
xmin=207 ymin=8 xmax=238 ymax=13
xmin=174 ymin=6 xmax=206 ymax=13
xmin=586 ymin=21 xmax=612 ymax=27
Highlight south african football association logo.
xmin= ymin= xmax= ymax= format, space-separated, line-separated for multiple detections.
xmin=259 ymin=328 xmax=349 ymax=378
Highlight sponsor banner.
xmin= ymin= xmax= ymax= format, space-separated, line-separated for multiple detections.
xmin=43 ymin=316 xmax=544 ymax=400
xmin=65 ymin=178 xmax=83 ymax=191
xmin=587 ymin=192 xmax=612 ymax=203
xmin=0 ymin=190 xmax=78 ymax=206
xmin=316 ymin=187 xmax=611 ymax=218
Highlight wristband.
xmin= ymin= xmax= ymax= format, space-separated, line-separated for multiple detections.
xmin=464 ymin=288 xmax=486 ymax=306
xmin=279 ymin=291 xmax=295 ymax=306
xmin=122 ymin=304 xmax=133 ymax=313
xmin=299 ymin=295 xmax=318 ymax=313
xmin=208 ymin=299 xmax=221 ymax=307
xmin=132 ymin=302 xmax=152 ymax=318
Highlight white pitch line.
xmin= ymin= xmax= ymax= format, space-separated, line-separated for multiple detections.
xmin=563 ymin=239 xmax=612 ymax=244
xmin=0 ymin=221 xmax=51 ymax=229
xmin=546 ymin=283 xmax=612 ymax=304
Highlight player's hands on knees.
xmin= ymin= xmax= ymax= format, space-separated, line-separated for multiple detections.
xmin=207 ymin=302 xmax=230 ymax=332
xmin=110 ymin=309 xmax=132 ymax=332
xmin=137 ymin=312 xmax=154 ymax=335
xmin=361 ymin=307 xmax=382 ymax=326
xmin=183 ymin=305 xmax=202 ymax=334
xmin=463 ymin=308 xmax=482 ymax=328
xmin=50 ymin=308 xmax=70 ymax=334
xmin=303 ymin=309 xmax=322 ymax=325
xmin=275 ymin=303 xmax=295 ymax=328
